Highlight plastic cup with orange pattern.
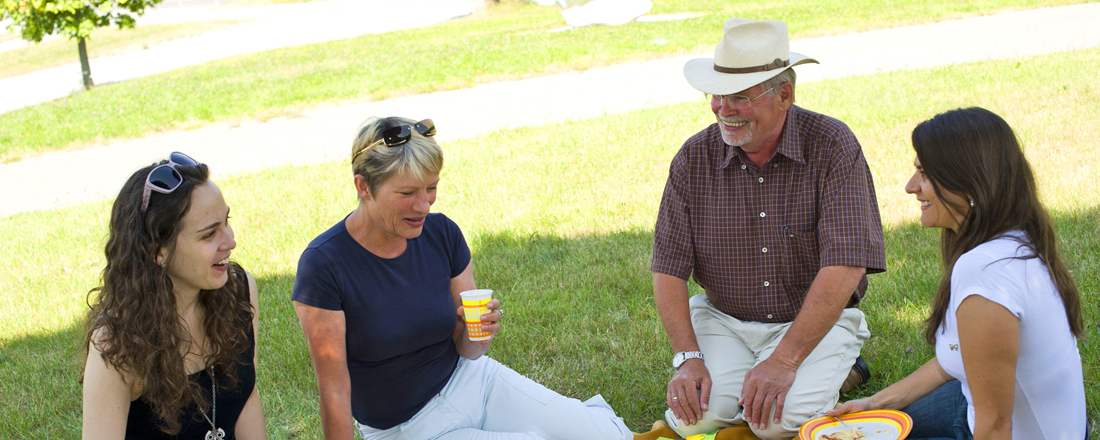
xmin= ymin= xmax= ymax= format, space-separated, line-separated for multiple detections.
xmin=460 ymin=289 xmax=493 ymax=341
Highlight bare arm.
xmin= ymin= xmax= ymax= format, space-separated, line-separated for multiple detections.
xmin=741 ymin=265 xmax=865 ymax=429
xmin=81 ymin=334 xmax=134 ymax=439
xmin=449 ymin=261 xmax=502 ymax=359
xmin=294 ymin=301 xmax=353 ymax=440
xmin=235 ymin=388 xmax=267 ymax=439
xmin=957 ymin=295 xmax=1017 ymax=440
xmin=830 ymin=357 xmax=953 ymax=414
xmin=236 ymin=271 xmax=269 ymax=439
xmin=654 ymin=272 xmax=711 ymax=426
xmin=654 ymin=273 xmax=700 ymax=355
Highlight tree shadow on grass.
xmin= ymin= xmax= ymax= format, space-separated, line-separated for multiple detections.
xmin=0 ymin=321 xmax=84 ymax=439
xmin=3 ymin=209 xmax=1097 ymax=437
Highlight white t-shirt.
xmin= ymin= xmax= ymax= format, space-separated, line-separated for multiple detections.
xmin=936 ymin=232 xmax=1086 ymax=440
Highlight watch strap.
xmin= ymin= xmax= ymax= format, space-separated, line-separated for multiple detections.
xmin=672 ymin=350 xmax=704 ymax=369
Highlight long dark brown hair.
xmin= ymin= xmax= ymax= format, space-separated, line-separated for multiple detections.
xmin=913 ymin=107 xmax=1082 ymax=344
xmin=83 ymin=159 xmax=254 ymax=434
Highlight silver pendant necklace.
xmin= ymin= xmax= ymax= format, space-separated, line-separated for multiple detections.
xmin=202 ymin=366 xmax=226 ymax=440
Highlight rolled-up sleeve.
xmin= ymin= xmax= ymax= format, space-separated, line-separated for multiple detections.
xmin=652 ymin=150 xmax=695 ymax=281
xmin=815 ymin=128 xmax=886 ymax=274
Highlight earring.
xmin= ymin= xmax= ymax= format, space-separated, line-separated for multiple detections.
xmin=968 ymin=198 xmax=974 ymax=207
xmin=158 ymin=259 xmax=166 ymax=268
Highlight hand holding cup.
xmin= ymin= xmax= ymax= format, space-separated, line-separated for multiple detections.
xmin=458 ymin=289 xmax=503 ymax=343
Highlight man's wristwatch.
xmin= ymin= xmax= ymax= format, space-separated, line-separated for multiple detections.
xmin=672 ymin=351 xmax=704 ymax=369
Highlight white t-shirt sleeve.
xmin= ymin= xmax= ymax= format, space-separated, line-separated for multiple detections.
xmin=950 ymin=250 xmax=1025 ymax=320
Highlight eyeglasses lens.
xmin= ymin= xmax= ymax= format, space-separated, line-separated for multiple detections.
xmin=382 ymin=125 xmax=413 ymax=146
xmin=710 ymin=94 xmax=750 ymax=109
xmin=169 ymin=152 xmax=198 ymax=167
xmin=148 ymin=166 xmax=183 ymax=191
xmin=416 ymin=119 xmax=436 ymax=137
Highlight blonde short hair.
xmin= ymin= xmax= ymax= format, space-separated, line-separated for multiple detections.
xmin=351 ymin=116 xmax=444 ymax=196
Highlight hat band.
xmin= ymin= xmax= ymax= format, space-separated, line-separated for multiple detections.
xmin=713 ymin=58 xmax=789 ymax=74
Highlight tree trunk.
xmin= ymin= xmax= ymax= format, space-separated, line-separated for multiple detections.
xmin=78 ymin=37 xmax=94 ymax=90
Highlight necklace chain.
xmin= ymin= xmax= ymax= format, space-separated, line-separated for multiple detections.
xmin=202 ymin=366 xmax=225 ymax=440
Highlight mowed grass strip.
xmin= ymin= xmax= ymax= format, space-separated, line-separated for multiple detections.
xmin=0 ymin=21 xmax=239 ymax=79
xmin=0 ymin=0 xmax=1088 ymax=162
xmin=1 ymin=48 xmax=1097 ymax=438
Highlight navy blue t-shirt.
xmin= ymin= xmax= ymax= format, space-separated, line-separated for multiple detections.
xmin=291 ymin=213 xmax=472 ymax=429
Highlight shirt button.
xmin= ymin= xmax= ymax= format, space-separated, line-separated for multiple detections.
xmin=758 ymin=177 xmax=764 ymax=183
xmin=764 ymin=281 xmax=770 ymax=287
xmin=759 ymin=212 xmax=766 ymax=218
xmin=741 ymin=164 xmax=747 ymax=170
xmin=767 ymin=314 xmax=773 ymax=319
xmin=761 ymin=247 xmax=768 ymax=253
xmin=773 ymin=163 xmax=778 ymax=168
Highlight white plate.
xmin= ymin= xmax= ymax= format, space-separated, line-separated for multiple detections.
xmin=814 ymin=421 xmax=902 ymax=440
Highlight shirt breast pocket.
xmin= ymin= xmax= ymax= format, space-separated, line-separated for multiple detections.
xmin=783 ymin=230 xmax=819 ymax=295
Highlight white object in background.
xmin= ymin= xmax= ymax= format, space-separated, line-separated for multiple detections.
xmin=559 ymin=0 xmax=652 ymax=27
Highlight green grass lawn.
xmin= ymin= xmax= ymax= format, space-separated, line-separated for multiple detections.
xmin=0 ymin=0 xmax=1090 ymax=163
xmin=0 ymin=21 xmax=238 ymax=79
xmin=1 ymin=48 xmax=1098 ymax=438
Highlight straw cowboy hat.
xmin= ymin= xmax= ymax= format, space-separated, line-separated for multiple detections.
xmin=684 ymin=18 xmax=818 ymax=96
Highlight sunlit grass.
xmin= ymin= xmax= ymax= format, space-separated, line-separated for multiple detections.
xmin=1 ymin=48 xmax=1097 ymax=437
xmin=0 ymin=21 xmax=238 ymax=79
xmin=0 ymin=0 xmax=1089 ymax=162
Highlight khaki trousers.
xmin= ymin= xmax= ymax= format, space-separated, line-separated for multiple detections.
xmin=665 ymin=295 xmax=870 ymax=440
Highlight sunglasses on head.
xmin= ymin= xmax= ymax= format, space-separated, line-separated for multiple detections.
xmin=141 ymin=152 xmax=199 ymax=213
xmin=353 ymin=119 xmax=436 ymax=161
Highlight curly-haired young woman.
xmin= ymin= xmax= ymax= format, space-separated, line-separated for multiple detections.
xmin=81 ymin=152 xmax=267 ymax=439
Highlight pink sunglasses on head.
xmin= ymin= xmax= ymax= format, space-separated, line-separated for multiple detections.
xmin=141 ymin=152 xmax=199 ymax=213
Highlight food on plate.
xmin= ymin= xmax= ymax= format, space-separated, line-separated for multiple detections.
xmin=820 ymin=428 xmax=865 ymax=440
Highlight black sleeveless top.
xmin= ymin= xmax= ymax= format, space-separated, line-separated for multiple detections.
xmin=124 ymin=269 xmax=256 ymax=440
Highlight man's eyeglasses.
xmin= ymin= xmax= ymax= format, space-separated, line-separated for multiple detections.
xmin=705 ymin=87 xmax=775 ymax=110
xmin=353 ymin=119 xmax=436 ymax=161
xmin=141 ymin=152 xmax=199 ymax=213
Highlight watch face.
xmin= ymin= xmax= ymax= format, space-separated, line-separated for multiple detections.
xmin=673 ymin=352 xmax=702 ymax=369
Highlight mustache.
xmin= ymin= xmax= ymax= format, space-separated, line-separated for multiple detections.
xmin=719 ymin=116 xmax=750 ymax=124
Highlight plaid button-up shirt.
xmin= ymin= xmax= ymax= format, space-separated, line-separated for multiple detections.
xmin=652 ymin=105 xmax=886 ymax=323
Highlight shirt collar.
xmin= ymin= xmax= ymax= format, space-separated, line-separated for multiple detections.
xmin=718 ymin=105 xmax=807 ymax=170
xmin=776 ymin=105 xmax=806 ymax=165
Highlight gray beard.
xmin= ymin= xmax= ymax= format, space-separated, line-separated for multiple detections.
xmin=721 ymin=129 xmax=752 ymax=147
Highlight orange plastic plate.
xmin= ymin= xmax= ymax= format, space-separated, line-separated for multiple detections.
xmin=798 ymin=409 xmax=913 ymax=440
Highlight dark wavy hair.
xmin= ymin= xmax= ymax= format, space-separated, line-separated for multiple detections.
xmin=82 ymin=158 xmax=254 ymax=434
xmin=913 ymin=107 xmax=1083 ymax=344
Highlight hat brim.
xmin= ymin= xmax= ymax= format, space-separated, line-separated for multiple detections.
xmin=683 ymin=52 xmax=818 ymax=95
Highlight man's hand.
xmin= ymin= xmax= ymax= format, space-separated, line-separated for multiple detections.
xmin=667 ymin=358 xmax=712 ymax=426
xmin=739 ymin=356 xmax=797 ymax=430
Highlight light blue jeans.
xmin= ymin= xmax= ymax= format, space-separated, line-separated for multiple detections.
xmin=355 ymin=356 xmax=631 ymax=440
xmin=905 ymin=380 xmax=1090 ymax=440
xmin=903 ymin=380 xmax=972 ymax=440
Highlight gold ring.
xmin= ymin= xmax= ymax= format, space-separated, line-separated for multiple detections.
xmin=672 ymin=396 xmax=678 ymax=400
